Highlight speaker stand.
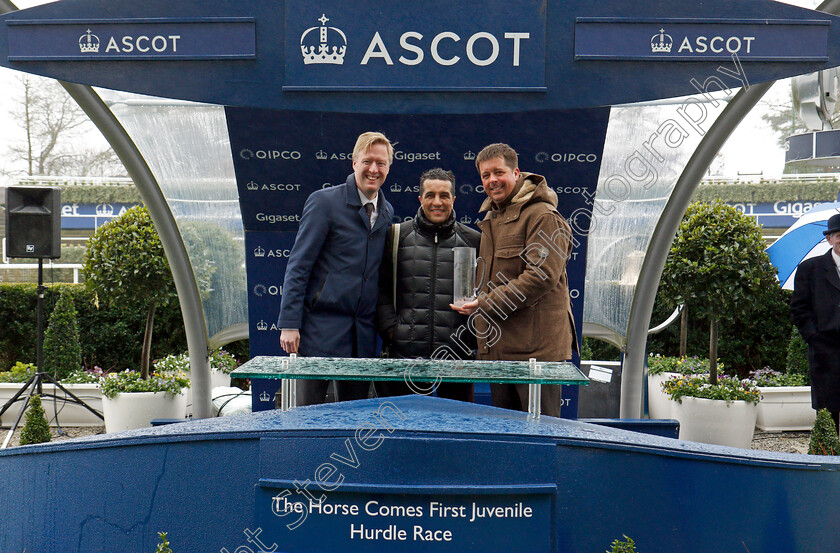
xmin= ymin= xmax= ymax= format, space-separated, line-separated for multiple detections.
xmin=0 ymin=259 xmax=103 ymax=449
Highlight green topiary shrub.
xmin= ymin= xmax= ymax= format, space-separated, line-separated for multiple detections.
xmin=83 ymin=206 xmax=177 ymax=378
xmin=808 ymin=409 xmax=840 ymax=455
xmin=651 ymin=202 xmax=792 ymax=378
xmin=787 ymin=327 xmax=810 ymax=385
xmin=43 ymin=292 xmax=82 ymax=381
xmin=19 ymin=394 xmax=52 ymax=445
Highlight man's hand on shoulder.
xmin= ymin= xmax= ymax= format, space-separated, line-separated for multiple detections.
xmin=450 ymin=300 xmax=479 ymax=316
xmin=280 ymin=329 xmax=300 ymax=354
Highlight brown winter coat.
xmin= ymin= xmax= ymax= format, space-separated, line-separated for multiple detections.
xmin=474 ymin=172 xmax=578 ymax=361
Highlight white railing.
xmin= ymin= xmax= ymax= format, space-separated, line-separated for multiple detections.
xmin=701 ymin=173 xmax=840 ymax=186
xmin=16 ymin=176 xmax=133 ymax=187
xmin=0 ymin=263 xmax=83 ymax=283
xmin=0 ymin=238 xmax=84 ymax=283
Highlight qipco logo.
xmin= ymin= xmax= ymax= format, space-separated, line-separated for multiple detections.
xmin=239 ymin=149 xmax=302 ymax=161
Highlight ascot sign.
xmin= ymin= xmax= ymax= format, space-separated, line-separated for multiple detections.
xmin=283 ymin=0 xmax=546 ymax=91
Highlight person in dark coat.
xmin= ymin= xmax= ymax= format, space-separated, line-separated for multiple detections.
xmin=376 ymin=168 xmax=481 ymax=401
xmin=791 ymin=212 xmax=840 ymax=431
xmin=278 ymin=132 xmax=395 ymax=405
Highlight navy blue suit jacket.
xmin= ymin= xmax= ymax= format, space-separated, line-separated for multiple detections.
xmin=278 ymin=174 xmax=394 ymax=357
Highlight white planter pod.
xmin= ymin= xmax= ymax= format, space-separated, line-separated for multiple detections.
xmin=756 ymin=386 xmax=816 ymax=432
xmin=101 ymin=391 xmax=187 ymax=433
xmin=672 ymin=395 xmax=758 ymax=449
xmin=0 ymin=382 xmax=103 ymax=427
xmin=648 ymin=372 xmax=679 ymax=419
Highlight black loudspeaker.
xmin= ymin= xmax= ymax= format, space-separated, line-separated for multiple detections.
xmin=4 ymin=186 xmax=61 ymax=259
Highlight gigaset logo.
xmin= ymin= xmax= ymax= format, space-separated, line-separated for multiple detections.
xmin=394 ymin=150 xmax=441 ymax=163
xmin=256 ymin=213 xmax=301 ymax=224
xmin=240 ymin=149 xmax=302 ymax=160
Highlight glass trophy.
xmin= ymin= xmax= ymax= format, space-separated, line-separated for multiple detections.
xmin=453 ymin=247 xmax=477 ymax=307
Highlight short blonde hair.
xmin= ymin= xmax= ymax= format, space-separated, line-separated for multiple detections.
xmin=353 ymin=132 xmax=394 ymax=164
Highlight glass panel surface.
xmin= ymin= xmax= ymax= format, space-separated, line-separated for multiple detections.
xmin=233 ymin=356 xmax=589 ymax=385
xmin=96 ymin=89 xmax=247 ymax=340
xmin=583 ymin=96 xmax=728 ymax=345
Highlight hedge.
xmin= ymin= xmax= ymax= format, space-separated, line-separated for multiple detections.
xmin=59 ymin=185 xmax=142 ymax=205
xmin=0 ymin=283 xmax=186 ymax=372
xmin=693 ymin=182 xmax=840 ymax=203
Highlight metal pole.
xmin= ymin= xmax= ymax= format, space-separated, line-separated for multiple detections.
xmin=36 ymin=258 xmax=44 ymax=377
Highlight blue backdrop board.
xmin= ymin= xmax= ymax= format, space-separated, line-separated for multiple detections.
xmin=228 ymin=108 xmax=609 ymax=414
xmin=59 ymin=202 xmax=138 ymax=230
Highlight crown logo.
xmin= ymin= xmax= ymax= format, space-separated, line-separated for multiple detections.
xmin=316 ymin=150 xmax=328 ymax=160
xmin=79 ymin=29 xmax=100 ymax=53
xmin=651 ymin=29 xmax=673 ymax=53
xmin=459 ymin=215 xmax=472 ymax=224
xmin=247 ymin=180 xmax=259 ymax=191
xmin=256 ymin=319 xmax=269 ymax=331
xmin=390 ymin=182 xmax=402 ymax=193
xmin=254 ymin=246 xmax=266 ymax=257
xmin=259 ymin=390 xmax=271 ymax=402
xmin=301 ymin=14 xmax=347 ymax=65
xmin=95 ymin=204 xmax=114 ymax=216
xmin=463 ymin=151 xmax=476 ymax=161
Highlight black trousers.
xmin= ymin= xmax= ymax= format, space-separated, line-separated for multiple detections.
xmin=277 ymin=379 xmax=371 ymax=407
xmin=490 ymin=383 xmax=563 ymax=417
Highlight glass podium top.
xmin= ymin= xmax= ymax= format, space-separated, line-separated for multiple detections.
xmin=232 ymin=356 xmax=589 ymax=386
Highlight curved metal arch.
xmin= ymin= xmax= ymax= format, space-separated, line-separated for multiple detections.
xmin=0 ymin=0 xmax=213 ymax=419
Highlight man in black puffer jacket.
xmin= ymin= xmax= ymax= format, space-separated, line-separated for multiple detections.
xmin=376 ymin=168 xmax=481 ymax=401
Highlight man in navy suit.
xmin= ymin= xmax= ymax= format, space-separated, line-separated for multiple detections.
xmin=791 ymin=213 xmax=840 ymax=431
xmin=278 ymin=132 xmax=395 ymax=405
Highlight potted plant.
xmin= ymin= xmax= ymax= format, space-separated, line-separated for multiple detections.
xmin=82 ymin=206 xmax=183 ymax=432
xmin=647 ymin=355 xmax=710 ymax=419
xmin=99 ymin=370 xmax=189 ymax=433
xmin=0 ymin=362 xmax=108 ymax=427
xmin=660 ymin=202 xmax=781 ymax=386
xmin=663 ymin=373 xmax=761 ymax=448
xmin=155 ymin=349 xmax=239 ymax=416
xmin=751 ymin=368 xmax=814 ymax=432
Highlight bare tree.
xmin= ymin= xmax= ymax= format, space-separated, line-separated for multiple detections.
xmin=760 ymin=94 xmax=810 ymax=149
xmin=5 ymin=75 xmax=124 ymax=177
xmin=761 ymin=82 xmax=840 ymax=149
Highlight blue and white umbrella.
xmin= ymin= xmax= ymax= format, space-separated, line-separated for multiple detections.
xmin=767 ymin=201 xmax=840 ymax=290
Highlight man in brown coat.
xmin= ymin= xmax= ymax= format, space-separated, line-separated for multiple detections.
xmin=452 ymin=143 xmax=577 ymax=416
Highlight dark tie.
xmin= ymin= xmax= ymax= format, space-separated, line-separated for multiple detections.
xmin=364 ymin=202 xmax=375 ymax=229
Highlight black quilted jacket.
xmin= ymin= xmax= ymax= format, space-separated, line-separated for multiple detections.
xmin=376 ymin=208 xmax=480 ymax=359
